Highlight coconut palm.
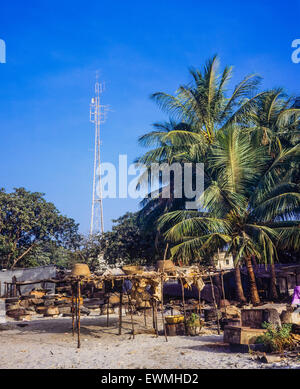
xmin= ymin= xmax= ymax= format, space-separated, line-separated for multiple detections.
xmin=136 ymin=56 xmax=264 ymax=263
xmin=150 ymin=55 xmax=263 ymax=142
xmin=244 ymin=90 xmax=300 ymax=297
xmin=158 ymin=126 xmax=300 ymax=305
xmin=247 ymin=88 xmax=300 ymax=151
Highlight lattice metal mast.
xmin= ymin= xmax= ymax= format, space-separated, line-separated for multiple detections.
xmin=89 ymin=80 xmax=109 ymax=236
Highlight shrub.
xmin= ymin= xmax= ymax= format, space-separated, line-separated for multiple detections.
xmin=255 ymin=322 xmax=294 ymax=353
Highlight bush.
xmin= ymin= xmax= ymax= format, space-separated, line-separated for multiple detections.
xmin=255 ymin=322 xmax=294 ymax=353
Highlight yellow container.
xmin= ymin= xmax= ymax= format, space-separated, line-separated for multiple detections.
xmin=165 ymin=315 xmax=185 ymax=324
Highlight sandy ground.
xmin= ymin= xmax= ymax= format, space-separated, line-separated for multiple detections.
xmin=0 ymin=314 xmax=299 ymax=369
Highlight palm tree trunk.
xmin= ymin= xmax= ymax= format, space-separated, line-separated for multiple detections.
xmin=234 ymin=262 xmax=246 ymax=303
xmin=269 ymin=262 xmax=278 ymax=300
xmin=244 ymin=256 xmax=260 ymax=305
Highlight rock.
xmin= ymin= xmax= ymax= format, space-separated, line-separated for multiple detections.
xmin=36 ymin=306 xmax=48 ymax=314
xmin=54 ymin=300 xmax=72 ymax=306
xmin=80 ymin=307 xmax=90 ymax=316
xmin=29 ymin=290 xmax=45 ymax=299
xmin=5 ymin=297 xmax=19 ymax=304
xmin=25 ymin=306 xmax=36 ymax=312
xmin=44 ymin=307 xmax=60 ymax=316
xmin=100 ymin=307 xmax=114 ymax=315
xmin=89 ymin=308 xmax=100 ymax=315
xmin=44 ymin=299 xmax=56 ymax=307
xmin=258 ymin=353 xmax=282 ymax=364
xmin=222 ymin=305 xmax=241 ymax=318
xmin=292 ymin=324 xmax=300 ymax=334
xmin=6 ymin=304 xmax=20 ymax=311
xmin=220 ymin=299 xmax=231 ymax=308
xmin=280 ymin=310 xmax=300 ymax=325
xmin=19 ymin=300 xmax=29 ymax=308
xmin=264 ymin=308 xmax=281 ymax=328
xmin=108 ymin=294 xmax=120 ymax=305
xmin=28 ymin=298 xmax=44 ymax=306
xmin=6 ymin=308 xmax=26 ymax=318
xmin=24 ymin=310 xmax=35 ymax=315
xmin=17 ymin=315 xmax=31 ymax=321
xmin=58 ymin=306 xmax=71 ymax=315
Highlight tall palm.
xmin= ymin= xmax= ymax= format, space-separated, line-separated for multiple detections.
xmin=247 ymin=89 xmax=300 ymax=151
xmin=137 ymin=55 xmax=264 ymax=169
xmin=158 ymin=126 xmax=300 ymax=304
xmin=245 ymin=90 xmax=300 ymax=297
xmin=136 ymin=56 xmax=264 ymax=261
xmin=150 ymin=55 xmax=263 ymax=143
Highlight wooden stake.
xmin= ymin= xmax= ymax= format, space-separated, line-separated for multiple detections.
xmin=221 ymin=271 xmax=227 ymax=319
xmin=152 ymin=299 xmax=156 ymax=331
xmin=198 ymin=286 xmax=202 ymax=317
xmin=127 ymin=292 xmax=135 ymax=339
xmin=209 ymin=275 xmax=220 ymax=335
xmin=106 ymin=293 xmax=110 ymax=327
xmin=144 ymin=306 xmax=147 ymax=327
xmin=75 ymin=284 xmax=78 ymax=330
xmin=160 ymin=276 xmax=168 ymax=342
xmin=71 ymin=285 xmax=75 ymax=336
xmin=77 ymin=280 xmax=81 ymax=349
xmin=118 ymin=290 xmax=123 ymax=335
xmin=180 ymin=278 xmax=187 ymax=335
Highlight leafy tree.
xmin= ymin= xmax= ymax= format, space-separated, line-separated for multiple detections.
xmin=0 ymin=188 xmax=81 ymax=269
xmin=80 ymin=212 xmax=157 ymax=269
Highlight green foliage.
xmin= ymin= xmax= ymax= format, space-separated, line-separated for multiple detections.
xmin=255 ymin=322 xmax=294 ymax=352
xmin=80 ymin=212 xmax=157 ymax=269
xmin=0 ymin=187 xmax=81 ymax=269
xmin=187 ymin=313 xmax=201 ymax=326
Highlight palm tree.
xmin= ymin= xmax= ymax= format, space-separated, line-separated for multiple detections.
xmin=245 ymin=90 xmax=300 ymax=298
xmin=136 ymin=56 xmax=264 ymax=267
xmin=247 ymin=88 xmax=300 ymax=151
xmin=158 ymin=126 xmax=300 ymax=305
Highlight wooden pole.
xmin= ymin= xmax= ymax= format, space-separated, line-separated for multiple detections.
xmin=180 ymin=278 xmax=187 ymax=335
xmin=106 ymin=293 xmax=110 ymax=327
xmin=127 ymin=292 xmax=135 ymax=339
xmin=118 ymin=290 xmax=123 ymax=335
xmin=75 ymin=284 xmax=78 ymax=330
xmin=144 ymin=306 xmax=147 ymax=327
xmin=209 ymin=275 xmax=220 ymax=335
xmin=77 ymin=280 xmax=81 ymax=349
xmin=71 ymin=284 xmax=75 ymax=336
xmin=160 ymin=276 xmax=168 ymax=342
xmin=198 ymin=286 xmax=202 ymax=317
xmin=221 ymin=271 xmax=227 ymax=319
xmin=154 ymin=300 xmax=158 ymax=337
xmin=152 ymin=298 xmax=156 ymax=331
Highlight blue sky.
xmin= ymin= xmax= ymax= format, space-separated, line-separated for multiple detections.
xmin=0 ymin=0 xmax=299 ymax=233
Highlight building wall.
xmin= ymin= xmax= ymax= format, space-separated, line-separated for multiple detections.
xmin=0 ymin=265 xmax=56 ymax=296
xmin=214 ymin=252 xmax=234 ymax=270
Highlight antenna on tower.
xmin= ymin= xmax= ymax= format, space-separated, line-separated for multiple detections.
xmin=89 ymin=75 xmax=109 ymax=236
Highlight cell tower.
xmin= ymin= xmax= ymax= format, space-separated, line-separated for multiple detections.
xmin=89 ymin=78 xmax=109 ymax=236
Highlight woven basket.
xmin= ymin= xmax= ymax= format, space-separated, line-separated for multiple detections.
xmin=71 ymin=263 xmax=91 ymax=277
xmin=122 ymin=265 xmax=144 ymax=275
xmin=156 ymin=260 xmax=175 ymax=271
